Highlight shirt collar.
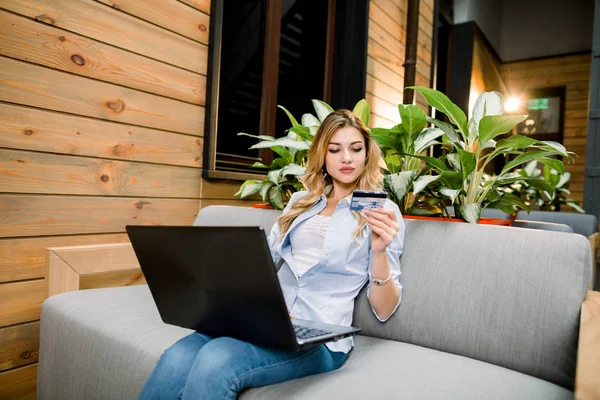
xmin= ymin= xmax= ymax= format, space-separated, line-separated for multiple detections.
xmin=322 ymin=185 xmax=352 ymax=205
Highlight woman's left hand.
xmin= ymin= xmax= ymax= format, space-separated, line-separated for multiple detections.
xmin=363 ymin=208 xmax=400 ymax=254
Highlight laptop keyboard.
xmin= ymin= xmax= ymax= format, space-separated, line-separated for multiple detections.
xmin=293 ymin=326 xmax=331 ymax=339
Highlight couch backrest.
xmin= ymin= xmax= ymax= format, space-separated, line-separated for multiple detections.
xmin=193 ymin=205 xmax=282 ymax=232
xmin=516 ymin=210 xmax=598 ymax=237
xmin=353 ymin=219 xmax=592 ymax=389
xmin=195 ymin=207 xmax=592 ymax=389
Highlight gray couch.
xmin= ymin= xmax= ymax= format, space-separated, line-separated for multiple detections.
xmin=38 ymin=206 xmax=594 ymax=399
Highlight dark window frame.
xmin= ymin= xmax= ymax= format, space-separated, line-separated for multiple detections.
xmin=203 ymin=0 xmax=369 ymax=181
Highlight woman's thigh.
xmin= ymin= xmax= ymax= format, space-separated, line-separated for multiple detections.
xmin=138 ymin=332 xmax=212 ymax=400
xmin=182 ymin=337 xmax=348 ymax=400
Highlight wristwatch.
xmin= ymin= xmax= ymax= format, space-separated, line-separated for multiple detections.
xmin=370 ymin=272 xmax=392 ymax=286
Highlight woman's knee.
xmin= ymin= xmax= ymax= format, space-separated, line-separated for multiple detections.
xmin=193 ymin=336 xmax=249 ymax=374
xmin=159 ymin=333 xmax=211 ymax=369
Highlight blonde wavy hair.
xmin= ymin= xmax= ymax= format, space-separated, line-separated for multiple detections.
xmin=276 ymin=109 xmax=383 ymax=242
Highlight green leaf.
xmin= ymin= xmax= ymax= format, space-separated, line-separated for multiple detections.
xmin=353 ymin=99 xmax=371 ymax=126
xmin=277 ymin=105 xmax=300 ymax=127
xmin=527 ymin=178 xmax=556 ymax=197
xmin=235 ymin=180 xmax=263 ymax=198
xmin=501 ymin=151 xmax=561 ymax=175
xmin=268 ymin=169 xmax=281 ymax=185
xmin=259 ymin=183 xmax=274 ymax=201
xmin=312 ymin=100 xmax=334 ymax=122
xmin=537 ymin=157 xmax=564 ymax=174
xmin=269 ymin=186 xmax=284 ymax=209
xmin=270 ymin=158 xmax=288 ymax=170
xmin=437 ymin=171 xmax=462 ymax=189
xmin=250 ymin=138 xmax=311 ymax=151
xmin=457 ymin=149 xmax=476 ymax=181
xmin=399 ymin=104 xmax=427 ymax=136
xmin=495 ymin=135 xmax=537 ymax=151
xmin=250 ymin=161 xmax=270 ymax=169
xmin=301 ymin=113 xmax=320 ymax=127
xmin=565 ymin=201 xmax=586 ymax=213
xmin=270 ymin=146 xmax=292 ymax=161
xmin=469 ymin=91 xmax=504 ymax=142
xmin=447 ymin=153 xmax=461 ymax=172
xmin=237 ymin=132 xmax=275 ymax=141
xmin=439 ymin=187 xmax=462 ymax=203
xmin=426 ymin=117 xmax=461 ymax=144
xmin=478 ymin=115 xmax=528 ymax=143
xmin=289 ymin=126 xmax=314 ymax=141
xmin=408 ymin=86 xmax=468 ymax=138
xmin=413 ymin=175 xmax=441 ymax=195
xmin=487 ymin=192 xmax=530 ymax=213
xmin=456 ymin=203 xmax=482 ymax=224
xmin=385 ymin=171 xmax=416 ymax=202
xmin=414 ymin=128 xmax=444 ymax=153
xmin=280 ymin=164 xmax=306 ymax=177
xmin=394 ymin=152 xmax=449 ymax=172
xmin=383 ymin=149 xmax=402 ymax=174
xmin=536 ymin=141 xmax=569 ymax=157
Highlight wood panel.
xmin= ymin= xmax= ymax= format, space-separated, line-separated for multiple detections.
xmin=200 ymin=199 xmax=260 ymax=208
xmin=0 ymin=104 xmax=203 ymax=168
xmin=0 ymin=322 xmax=40 ymax=372
xmin=79 ymin=268 xmax=145 ymax=290
xmin=46 ymin=243 xmax=143 ymax=296
xmin=0 ymin=280 xmax=45 ymax=326
xmin=97 ymin=0 xmax=209 ymax=45
xmin=0 ymin=234 xmax=128 ymax=283
xmin=501 ymin=53 xmax=591 ymax=202
xmin=366 ymin=93 xmax=401 ymax=124
xmin=1 ymin=0 xmax=207 ymax=74
xmin=1 ymin=149 xmax=202 ymax=198
xmin=0 ymin=10 xmax=205 ymax=105
xmin=0 ymin=364 xmax=36 ymax=400
xmin=201 ymin=179 xmax=260 ymax=200
xmin=368 ymin=15 xmax=431 ymax=72
xmin=179 ymin=0 xmax=210 ymax=14
xmin=0 ymin=56 xmax=204 ymax=136
xmin=0 ymin=195 xmax=200 ymax=238
xmin=370 ymin=113 xmax=396 ymax=129
xmin=367 ymin=56 xmax=404 ymax=93
xmin=366 ymin=75 xmax=403 ymax=107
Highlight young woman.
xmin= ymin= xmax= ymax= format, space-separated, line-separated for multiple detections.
xmin=138 ymin=109 xmax=405 ymax=400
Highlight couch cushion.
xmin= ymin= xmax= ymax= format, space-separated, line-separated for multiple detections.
xmin=353 ymin=219 xmax=592 ymax=389
xmin=242 ymin=336 xmax=572 ymax=400
xmin=38 ymin=285 xmax=570 ymax=400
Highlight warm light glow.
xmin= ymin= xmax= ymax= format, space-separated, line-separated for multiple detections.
xmin=504 ymin=97 xmax=521 ymax=112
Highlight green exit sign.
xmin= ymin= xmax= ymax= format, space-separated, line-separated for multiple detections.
xmin=528 ymin=98 xmax=549 ymax=110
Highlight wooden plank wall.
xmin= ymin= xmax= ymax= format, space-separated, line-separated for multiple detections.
xmin=366 ymin=0 xmax=435 ymax=128
xmin=0 ymin=1 xmax=222 ymax=397
xmin=500 ymin=53 xmax=591 ymax=203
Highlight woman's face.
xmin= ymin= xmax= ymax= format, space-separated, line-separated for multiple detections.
xmin=324 ymin=126 xmax=366 ymax=187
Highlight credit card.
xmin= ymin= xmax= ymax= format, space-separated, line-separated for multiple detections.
xmin=349 ymin=190 xmax=388 ymax=211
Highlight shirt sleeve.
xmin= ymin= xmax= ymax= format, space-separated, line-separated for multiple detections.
xmin=366 ymin=199 xmax=405 ymax=322
xmin=267 ymin=191 xmax=305 ymax=266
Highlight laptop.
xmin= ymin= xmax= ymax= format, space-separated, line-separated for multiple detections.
xmin=125 ymin=225 xmax=360 ymax=352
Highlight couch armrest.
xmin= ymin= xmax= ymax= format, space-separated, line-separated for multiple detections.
xmin=575 ymin=291 xmax=600 ymax=399
xmin=46 ymin=243 xmax=143 ymax=297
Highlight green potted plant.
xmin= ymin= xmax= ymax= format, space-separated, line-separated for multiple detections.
xmin=235 ymin=99 xmax=370 ymax=209
xmin=369 ymin=104 xmax=447 ymax=216
xmin=494 ymin=160 xmax=585 ymax=213
xmin=405 ymin=86 xmax=573 ymax=223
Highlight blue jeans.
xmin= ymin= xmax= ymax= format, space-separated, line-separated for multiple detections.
xmin=137 ymin=333 xmax=349 ymax=400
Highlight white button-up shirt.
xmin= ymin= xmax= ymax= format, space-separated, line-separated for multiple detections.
xmin=267 ymin=188 xmax=405 ymax=353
